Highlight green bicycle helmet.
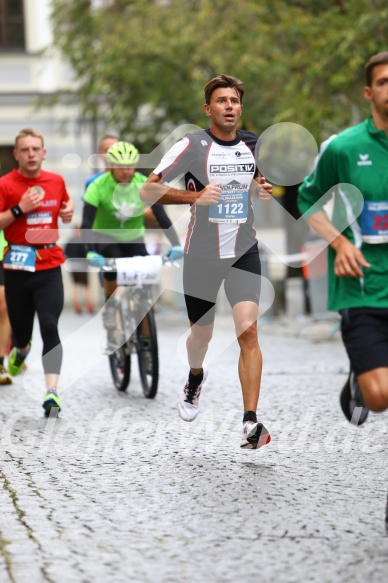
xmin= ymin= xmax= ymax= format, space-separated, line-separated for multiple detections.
xmin=106 ymin=141 xmax=140 ymax=166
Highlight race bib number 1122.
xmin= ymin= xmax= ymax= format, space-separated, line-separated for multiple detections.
xmin=208 ymin=190 xmax=248 ymax=224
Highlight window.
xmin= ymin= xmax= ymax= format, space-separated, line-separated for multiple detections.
xmin=0 ymin=0 xmax=25 ymax=50
xmin=0 ymin=146 xmax=17 ymax=177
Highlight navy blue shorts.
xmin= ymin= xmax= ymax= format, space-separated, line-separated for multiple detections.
xmin=340 ymin=307 xmax=388 ymax=375
xmin=183 ymin=250 xmax=261 ymax=325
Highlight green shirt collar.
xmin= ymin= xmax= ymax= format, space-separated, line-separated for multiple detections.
xmin=366 ymin=116 xmax=388 ymax=143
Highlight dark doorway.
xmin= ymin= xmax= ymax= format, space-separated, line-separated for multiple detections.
xmin=0 ymin=145 xmax=17 ymax=177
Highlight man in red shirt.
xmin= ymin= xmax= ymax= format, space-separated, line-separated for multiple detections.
xmin=0 ymin=128 xmax=74 ymax=416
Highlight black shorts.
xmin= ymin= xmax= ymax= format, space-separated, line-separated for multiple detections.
xmin=94 ymin=237 xmax=148 ymax=282
xmin=340 ymin=307 xmax=388 ymax=375
xmin=71 ymin=271 xmax=89 ymax=286
xmin=183 ymin=250 xmax=261 ymax=325
xmin=0 ymin=262 xmax=4 ymax=286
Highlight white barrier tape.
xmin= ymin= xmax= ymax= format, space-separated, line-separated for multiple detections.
xmin=268 ymin=252 xmax=308 ymax=264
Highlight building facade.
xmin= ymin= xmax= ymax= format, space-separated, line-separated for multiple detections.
xmin=0 ymin=0 xmax=104 ymax=218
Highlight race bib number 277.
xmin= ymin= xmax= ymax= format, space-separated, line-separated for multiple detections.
xmin=3 ymin=244 xmax=36 ymax=272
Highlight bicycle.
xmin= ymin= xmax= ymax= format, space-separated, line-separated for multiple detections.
xmin=102 ymin=255 xmax=167 ymax=398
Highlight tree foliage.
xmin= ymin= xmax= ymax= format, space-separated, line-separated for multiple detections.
xmin=50 ymin=0 xmax=388 ymax=149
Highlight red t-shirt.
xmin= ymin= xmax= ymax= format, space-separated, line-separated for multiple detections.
xmin=0 ymin=169 xmax=70 ymax=271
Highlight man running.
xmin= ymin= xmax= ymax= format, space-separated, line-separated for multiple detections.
xmin=140 ymin=74 xmax=272 ymax=450
xmin=298 ymin=51 xmax=388 ymax=425
xmin=0 ymin=128 xmax=74 ymax=415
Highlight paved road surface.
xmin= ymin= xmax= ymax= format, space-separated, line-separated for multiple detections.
xmin=0 ymin=307 xmax=387 ymax=582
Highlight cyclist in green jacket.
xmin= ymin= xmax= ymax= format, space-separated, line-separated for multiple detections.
xmin=81 ymin=140 xmax=183 ymax=328
xmin=298 ymin=51 xmax=388 ymax=426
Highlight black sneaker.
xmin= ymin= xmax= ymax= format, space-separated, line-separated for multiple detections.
xmin=340 ymin=370 xmax=369 ymax=426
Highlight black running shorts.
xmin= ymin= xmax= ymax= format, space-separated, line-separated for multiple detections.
xmin=93 ymin=237 xmax=148 ymax=282
xmin=183 ymin=249 xmax=261 ymax=325
xmin=340 ymin=307 xmax=388 ymax=375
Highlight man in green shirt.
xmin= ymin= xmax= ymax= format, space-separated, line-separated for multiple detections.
xmin=298 ymin=51 xmax=388 ymax=426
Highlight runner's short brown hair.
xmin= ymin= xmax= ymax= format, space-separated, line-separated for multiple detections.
xmin=364 ymin=52 xmax=388 ymax=86
xmin=204 ymin=74 xmax=244 ymax=105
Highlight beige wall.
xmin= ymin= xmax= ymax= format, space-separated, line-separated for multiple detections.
xmin=0 ymin=0 xmax=97 ymax=220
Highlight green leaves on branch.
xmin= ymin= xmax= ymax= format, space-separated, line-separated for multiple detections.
xmin=50 ymin=0 xmax=388 ymax=147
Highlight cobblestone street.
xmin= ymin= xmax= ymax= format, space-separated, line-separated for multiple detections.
xmin=0 ymin=306 xmax=387 ymax=583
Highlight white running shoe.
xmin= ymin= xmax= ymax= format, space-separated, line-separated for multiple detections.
xmin=240 ymin=420 xmax=271 ymax=449
xmin=178 ymin=368 xmax=208 ymax=422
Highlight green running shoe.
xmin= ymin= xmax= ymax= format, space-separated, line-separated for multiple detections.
xmin=8 ymin=344 xmax=30 ymax=377
xmin=42 ymin=390 xmax=61 ymax=417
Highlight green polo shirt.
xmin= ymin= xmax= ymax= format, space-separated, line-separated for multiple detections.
xmin=298 ymin=117 xmax=388 ymax=311
xmin=84 ymin=171 xmax=147 ymax=242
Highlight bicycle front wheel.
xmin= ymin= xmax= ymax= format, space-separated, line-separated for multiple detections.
xmin=108 ymin=304 xmax=131 ymax=391
xmin=136 ymin=305 xmax=159 ymax=399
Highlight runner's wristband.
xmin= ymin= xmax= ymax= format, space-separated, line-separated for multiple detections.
xmin=10 ymin=205 xmax=24 ymax=219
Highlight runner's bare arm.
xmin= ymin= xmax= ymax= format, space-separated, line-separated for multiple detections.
xmin=251 ymin=176 xmax=272 ymax=200
xmin=0 ymin=188 xmax=41 ymax=229
xmin=59 ymin=198 xmax=74 ymax=223
xmin=307 ymin=209 xmax=371 ymax=278
xmin=140 ymin=173 xmax=221 ymax=206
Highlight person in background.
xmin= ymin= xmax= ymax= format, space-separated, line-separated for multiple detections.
xmin=0 ymin=230 xmax=12 ymax=385
xmin=81 ymin=140 xmax=183 ymax=328
xmin=64 ymin=225 xmax=95 ymax=314
xmin=0 ymin=128 xmax=74 ymax=416
xmin=85 ymin=134 xmax=120 ymax=189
